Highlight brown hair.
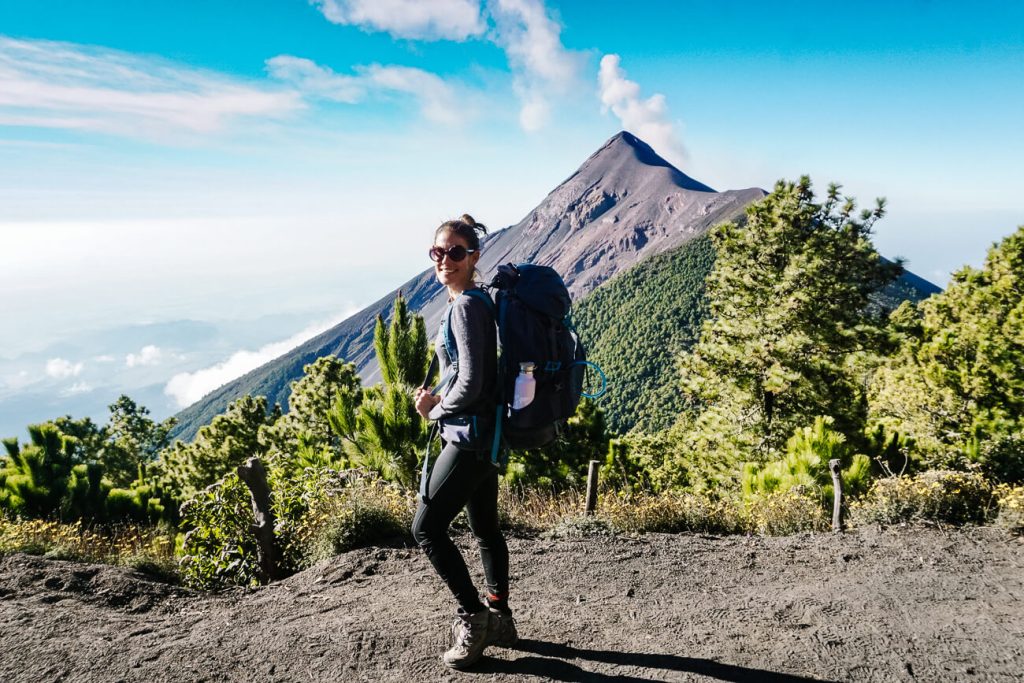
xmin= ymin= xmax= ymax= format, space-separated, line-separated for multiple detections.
xmin=435 ymin=213 xmax=488 ymax=251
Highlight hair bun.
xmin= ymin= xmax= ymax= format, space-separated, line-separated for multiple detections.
xmin=460 ymin=214 xmax=477 ymax=227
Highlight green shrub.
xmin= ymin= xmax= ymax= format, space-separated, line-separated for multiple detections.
xmin=178 ymin=473 xmax=259 ymax=590
xmin=291 ymin=472 xmax=413 ymax=566
xmin=742 ymin=416 xmax=873 ymax=506
xmin=850 ymin=470 xmax=998 ymax=527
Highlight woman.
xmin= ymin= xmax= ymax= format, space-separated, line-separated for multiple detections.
xmin=413 ymin=214 xmax=517 ymax=670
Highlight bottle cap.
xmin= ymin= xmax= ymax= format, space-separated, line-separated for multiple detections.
xmin=520 ymin=362 xmax=536 ymax=372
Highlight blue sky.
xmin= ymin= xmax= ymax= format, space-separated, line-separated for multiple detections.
xmin=1 ymin=0 xmax=1022 ymax=434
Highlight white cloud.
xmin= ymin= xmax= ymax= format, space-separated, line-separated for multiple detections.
xmin=164 ymin=310 xmax=358 ymax=408
xmin=304 ymin=0 xmax=580 ymax=131
xmin=0 ymin=36 xmax=303 ymax=140
xmin=94 ymin=355 xmax=116 ymax=363
xmin=489 ymin=0 xmax=584 ymax=131
xmin=45 ymin=358 xmax=83 ymax=379
xmin=125 ymin=345 xmax=163 ymax=368
xmin=267 ymin=56 xmax=468 ymax=125
xmin=0 ymin=370 xmax=34 ymax=394
xmin=61 ymin=381 xmax=92 ymax=397
xmin=598 ymin=54 xmax=687 ymax=168
xmin=265 ymin=55 xmax=364 ymax=103
xmin=311 ymin=0 xmax=485 ymax=40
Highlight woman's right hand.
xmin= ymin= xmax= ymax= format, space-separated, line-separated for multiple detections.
xmin=414 ymin=388 xmax=441 ymax=419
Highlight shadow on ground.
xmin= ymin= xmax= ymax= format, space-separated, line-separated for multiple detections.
xmin=474 ymin=639 xmax=837 ymax=682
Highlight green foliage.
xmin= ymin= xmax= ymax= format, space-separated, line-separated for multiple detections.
xmin=178 ymin=472 xmax=260 ymax=589
xmin=850 ymin=470 xmax=998 ymax=527
xmin=157 ymin=395 xmax=281 ymax=501
xmin=869 ymin=226 xmax=1024 ymax=483
xmin=101 ymin=396 xmax=176 ymax=488
xmin=332 ymin=293 xmax=431 ymax=488
xmin=0 ymin=424 xmax=81 ymax=518
xmin=601 ymin=433 xmax=673 ymax=492
xmin=178 ymin=464 xmax=413 ymax=589
xmin=259 ymin=356 xmax=362 ymax=465
xmin=504 ymin=400 xmax=610 ymax=491
xmin=741 ymin=416 xmax=873 ymax=505
xmin=0 ymin=420 xmax=173 ymax=525
xmin=291 ymin=471 xmax=413 ymax=566
xmin=673 ymin=177 xmax=900 ymax=478
xmin=572 ymin=235 xmax=715 ymax=434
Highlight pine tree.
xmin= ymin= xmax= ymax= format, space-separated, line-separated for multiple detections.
xmin=157 ymin=395 xmax=281 ymax=500
xmin=332 ymin=293 xmax=431 ymax=488
xmin=101 ymin=396 xmax=176 ymax=488
xmin=869 ymin=225 xmax=1024 ymax=481
xmin=666 ymin=177 xmax=900 ymax=487
xmin=0 ymin=425 xmax=80 ymax=518
xmin=259 ymin=356 xmax=362 ymax=469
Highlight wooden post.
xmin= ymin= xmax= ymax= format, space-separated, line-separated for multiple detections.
xmin=584 ymin=459 xmax=600 ymax=516
xmin=237 ymin=457 xmax=279 ymax=583
xmin=828 ymin=458 xmax=843 ymax=532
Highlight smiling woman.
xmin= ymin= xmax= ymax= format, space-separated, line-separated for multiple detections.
xmin=410 ymin=214 xmax=519 ymax=670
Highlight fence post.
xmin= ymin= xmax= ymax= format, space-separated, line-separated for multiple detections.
xmin=828 ymin=458 xmax=844 ymax=532
xmin=237 ymin=457 xmax=280 ymax=583
xmin=584 ymin=459 xmax=600 ymax=516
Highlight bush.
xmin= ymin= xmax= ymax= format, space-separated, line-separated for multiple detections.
xmin=601 ymin=490 xmax=743 ymax=535
xmin=178 ymin=473 xmax=259 ymax=590
xmin=995 ymin=484 xmax=1024 ymax=534
xmin=850 ymin=470 xmax=998 ymax=527
xmin=742 ymin=491 xmax=828 ymax=535
xmin=291 ymin=472 xmax=413 ymax=567
xmin=742 ymin=416 xmax=873 ymax=506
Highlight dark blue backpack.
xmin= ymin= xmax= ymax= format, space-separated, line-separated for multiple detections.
xmin=438 ymin=263 xmax=606 ymax=463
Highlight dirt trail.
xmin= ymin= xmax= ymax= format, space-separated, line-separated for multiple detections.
xmin=1 ymin=527 xmax=1022 ymax=682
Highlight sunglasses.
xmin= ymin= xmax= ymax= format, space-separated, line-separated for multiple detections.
xmin=429 ymin=245 xmax=477 ymax=262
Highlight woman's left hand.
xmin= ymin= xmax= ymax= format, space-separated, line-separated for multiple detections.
xmin=414 ymin=388 xmax=441 ymax=419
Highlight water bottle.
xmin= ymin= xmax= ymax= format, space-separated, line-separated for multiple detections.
xmin=512 ymin=362 xmax=536 ymax=410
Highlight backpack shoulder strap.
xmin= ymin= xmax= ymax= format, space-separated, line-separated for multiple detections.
xmin=461 ymin=288 xmax=496 ymax=315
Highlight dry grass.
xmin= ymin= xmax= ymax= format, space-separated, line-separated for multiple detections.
xmin=849 ymin=470 xmax=999 ymax=527
xmin=0 ymin=516 xmax=178 ymax=579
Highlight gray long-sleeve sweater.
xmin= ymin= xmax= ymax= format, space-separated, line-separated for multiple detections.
xmin=428 ymin=290 xmax=497 ymax=421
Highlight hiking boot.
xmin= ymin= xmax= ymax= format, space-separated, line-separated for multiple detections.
xmin=485 ymin=606 xmax=519 ymax=647
xmin=442 ymin=608 xmax=490 ymax=669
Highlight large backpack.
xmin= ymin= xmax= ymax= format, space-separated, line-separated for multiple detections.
xmin=436 ymin=263 xmax=606 ymax=464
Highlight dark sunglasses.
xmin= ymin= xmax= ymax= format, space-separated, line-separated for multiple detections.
xmin=429 ymin=245 xmax=476 ymax=262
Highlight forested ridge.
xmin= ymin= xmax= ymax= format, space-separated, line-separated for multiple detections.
xmin=572 ymin=230 xmax=939 ymax=436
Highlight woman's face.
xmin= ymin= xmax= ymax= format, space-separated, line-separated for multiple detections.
xmin=433 ymin=229 xmax=479 ymax=292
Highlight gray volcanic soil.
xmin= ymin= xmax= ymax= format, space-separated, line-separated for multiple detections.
xmin=2 ymin=527 xmax=1022 ymax=682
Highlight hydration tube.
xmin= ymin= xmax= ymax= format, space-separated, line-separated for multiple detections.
xmin=573 ymin=360 xmax=608 ymax=399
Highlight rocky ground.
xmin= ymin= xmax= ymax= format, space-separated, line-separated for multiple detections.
xmin=1 ymin=526 xmax=1022 ymax=682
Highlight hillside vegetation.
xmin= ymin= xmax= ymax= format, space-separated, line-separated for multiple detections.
xmin=3 ymin=177 xmax=1022 ymax=595
xmin=573 ymin=235 xmax=715 ymax=435
xmin=572 ymin=230 xmax=938 ymax=437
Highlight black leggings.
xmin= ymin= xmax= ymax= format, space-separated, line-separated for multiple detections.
xmin=411 ymin=442 xmax=509 ymax=613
